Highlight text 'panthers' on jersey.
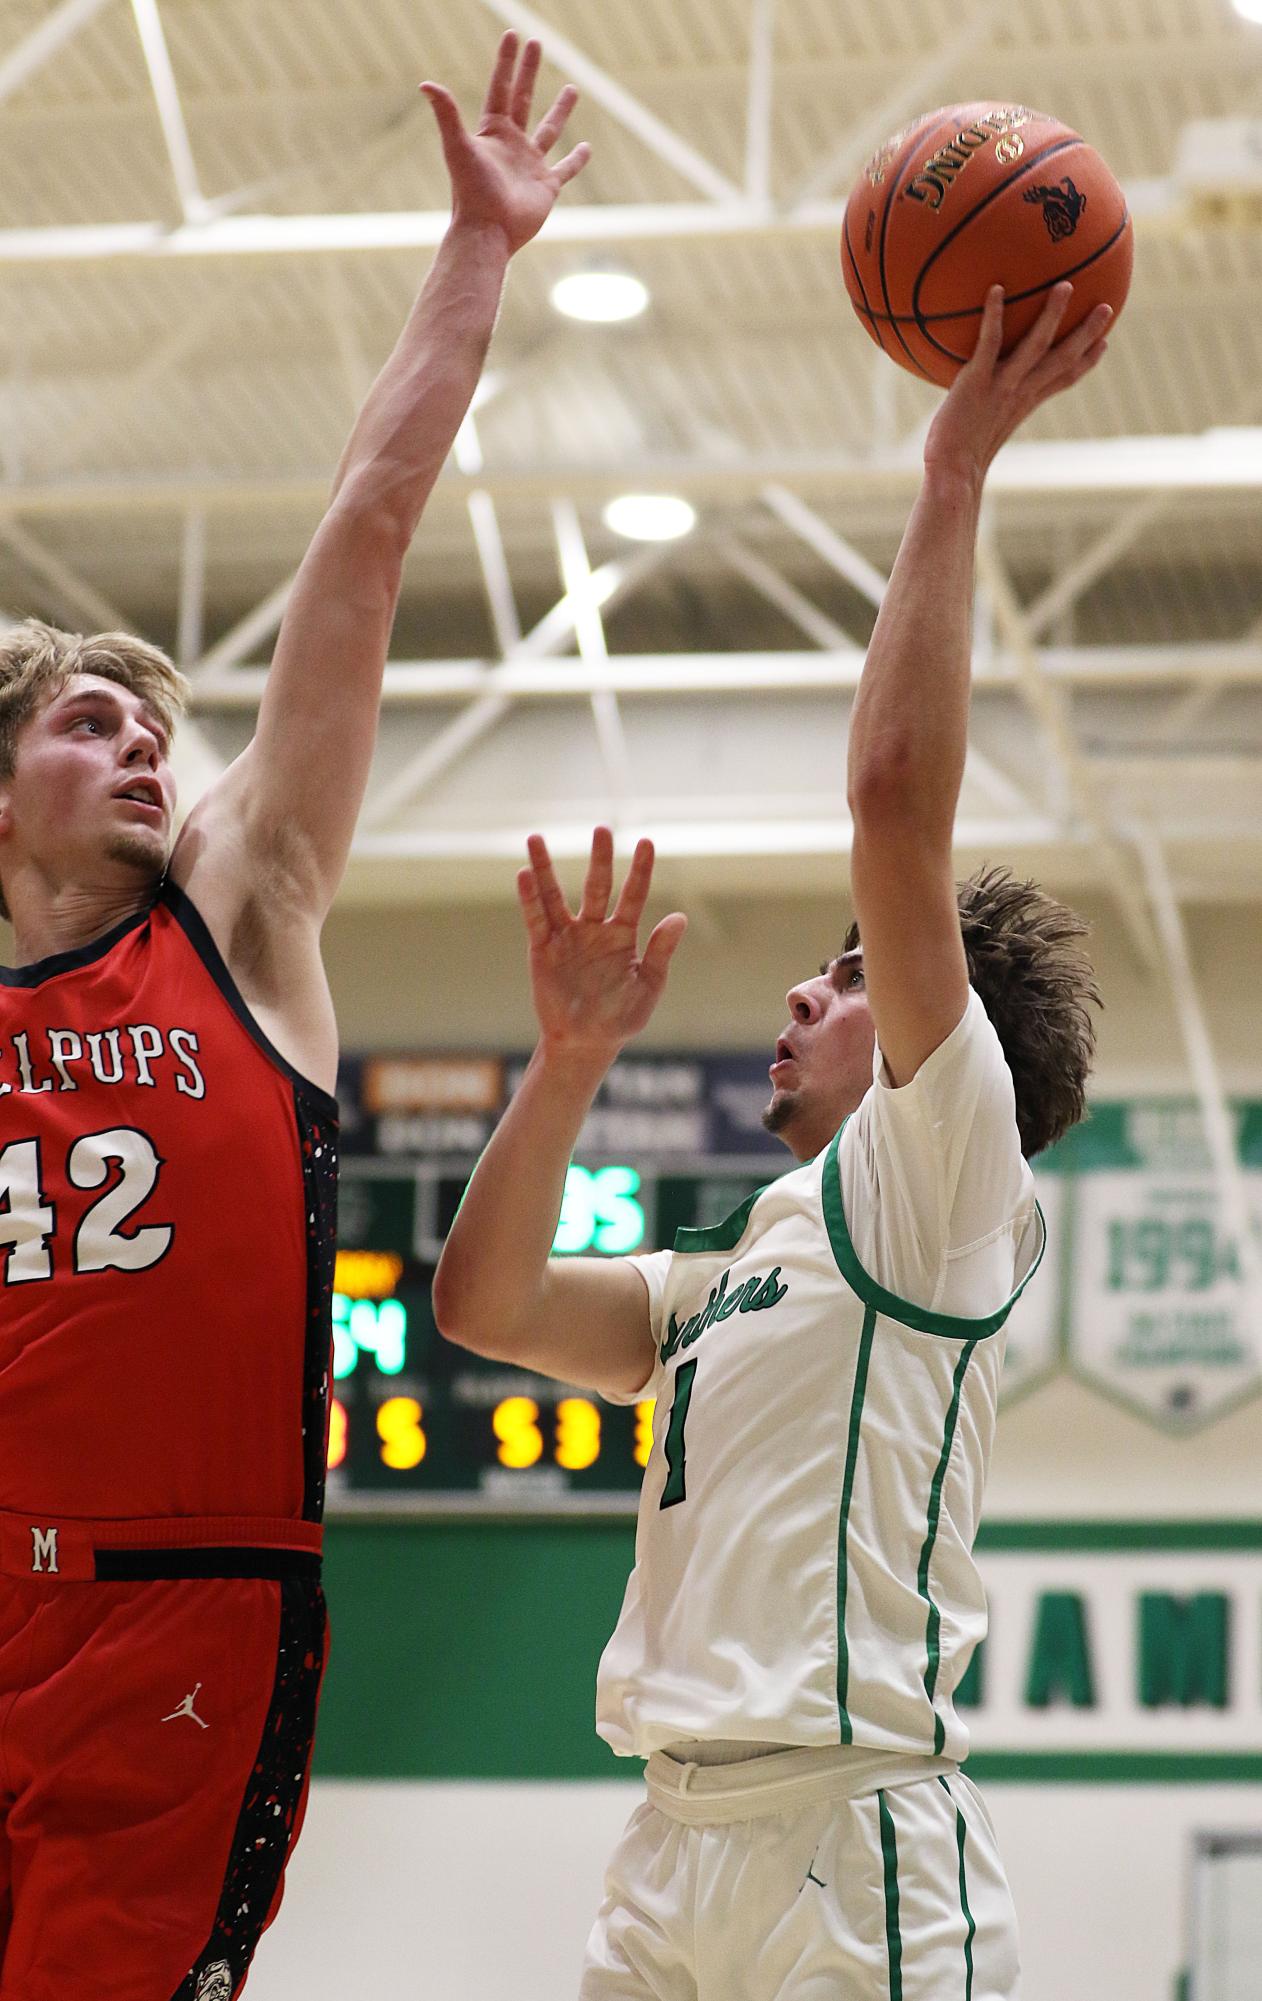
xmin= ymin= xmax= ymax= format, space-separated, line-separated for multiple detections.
xmin=597 ymin=1082 xmax=1043 ymax=1763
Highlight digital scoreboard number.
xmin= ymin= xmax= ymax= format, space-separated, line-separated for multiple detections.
xmin=326 ymin=1162 xmax=765 ymax=1507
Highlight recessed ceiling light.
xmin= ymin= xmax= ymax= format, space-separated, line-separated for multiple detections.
xmin=550 ymin=270 xmax=650 ymax=323
xmin=1233 ymin=0 xmax=1262 ymax=20
xmin=603 ymin=494 xmax=697 ymax=542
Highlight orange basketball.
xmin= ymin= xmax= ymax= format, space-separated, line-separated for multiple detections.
xmin=841 ymin=103 xmax=1133 ymax=387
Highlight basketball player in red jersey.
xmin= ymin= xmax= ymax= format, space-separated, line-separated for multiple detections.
xmin=0 ymin=37 xmax=586 ymax=2001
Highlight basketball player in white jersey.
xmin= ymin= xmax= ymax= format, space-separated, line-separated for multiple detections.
xmin=434 ymin=282 xmax=1109 ymax=1999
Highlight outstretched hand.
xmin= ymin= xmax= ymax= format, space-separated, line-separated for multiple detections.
xmin=924 ymin=283 xmax=1112 ymax=487
xmin=421 ymin=32 xmax=591 ymax=255
xmin=517 ymin=827 xmax=687 ymax=1060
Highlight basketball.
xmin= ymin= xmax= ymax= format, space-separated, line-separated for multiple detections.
xmin=841 ymin=103 xmax=1134 ymax=387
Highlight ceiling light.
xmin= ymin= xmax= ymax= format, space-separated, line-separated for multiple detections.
xmin=1233 ymin=0 xmax=1262 ymax=20
xmin=550 ymin=270 xmax=649 ymax=323
xmin=603 ymin=494 xmax=697 ymax=542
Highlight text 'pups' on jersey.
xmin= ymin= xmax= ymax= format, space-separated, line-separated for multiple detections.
xmin=0 ymin=1025 xmax=206 ymax=1098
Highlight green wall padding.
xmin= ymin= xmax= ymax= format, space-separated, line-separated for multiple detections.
xmin=315 ymin=1518 xmax=1262 ymax=1782
xmin=316 ymin=1518 xmax=639 ymax=1779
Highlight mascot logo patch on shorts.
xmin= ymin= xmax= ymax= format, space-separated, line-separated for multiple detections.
xmin=194 ymin=1963 xmax=233 ymax=2001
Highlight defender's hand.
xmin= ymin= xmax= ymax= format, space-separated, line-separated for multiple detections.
xmin=924 ymin=283 xmax=1112 ymax=489
xmin=421 ymin=32 xmax=590 ymax=255
xmin=517 ymin=827 xmax=687 ymax=1060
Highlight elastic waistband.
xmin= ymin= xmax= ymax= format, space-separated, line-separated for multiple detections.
xmin=0 ymin=1510 xmax=323 ymax=1583
xmin=644 ymin=1745 xmax=954 ymax=1825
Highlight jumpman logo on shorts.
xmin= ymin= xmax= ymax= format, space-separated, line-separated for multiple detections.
xmin=799 ymin=1848 xmax=827 ymax=1893
xmin=161 ymin=1682 xmax=209 ymax=1729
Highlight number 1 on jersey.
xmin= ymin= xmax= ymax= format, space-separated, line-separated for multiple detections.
xmin=659 ymin=1357 xmax=698 ymax=1510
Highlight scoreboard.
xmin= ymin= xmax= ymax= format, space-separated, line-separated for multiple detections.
xmin=327 ymin=1156 xmax=769 ymax=1510
xmin=327 ymin=1047 xmax=785 ymax=1511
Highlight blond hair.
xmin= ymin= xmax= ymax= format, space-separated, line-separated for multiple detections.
xmin=0 ymin=619 xmax=190 ymax=917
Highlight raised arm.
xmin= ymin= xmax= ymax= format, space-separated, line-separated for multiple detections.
xmin=845 ymin=283 xmax=1110 ymax=1087
xmin=175 ymin=34 xmax=589 ymax=925
xmin=433 ymin=828 xmax=687 ymax=1398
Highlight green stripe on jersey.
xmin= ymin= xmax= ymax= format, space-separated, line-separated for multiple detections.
xmin=878 ymin=1790 xmax=904 ymax=2001
xmin=939 ymin=1777 xmax=977 ymax=2001
xmin=820 ymin=1124 xmax=1046 ymax=1339
xmin=918 ymin=1339 xmax=979 ymax=1753
xmin=836 ymin=1305 xmax=876 ymax=1743
xmin=672 ymin=1186 xmax=764 ymax=1254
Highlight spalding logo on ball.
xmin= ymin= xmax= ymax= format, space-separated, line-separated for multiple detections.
xmin=841 ymin=103 xmax=1133 ymax=386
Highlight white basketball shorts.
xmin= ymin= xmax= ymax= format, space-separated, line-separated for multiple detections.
xmin=580 ymin=1749 xmax=1019 ymax=2001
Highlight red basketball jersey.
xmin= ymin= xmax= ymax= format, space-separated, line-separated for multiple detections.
xmin=0 ymin=883 xmax=337 ymax=1523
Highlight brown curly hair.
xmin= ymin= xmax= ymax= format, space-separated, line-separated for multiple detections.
xmin=843 ymin=864 xmax=1100 ymax=1158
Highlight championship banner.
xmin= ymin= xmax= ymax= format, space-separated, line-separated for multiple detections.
xmin=1058 ymin=1103 xmax=1262 ymax=1431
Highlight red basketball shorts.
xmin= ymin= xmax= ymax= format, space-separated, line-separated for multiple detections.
xmin=0 ymin=1514 xmax=327 ymax=2001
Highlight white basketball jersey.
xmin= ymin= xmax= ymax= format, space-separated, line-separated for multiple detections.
xmin=596 ymin=1122 xmax=1044 ymax=1762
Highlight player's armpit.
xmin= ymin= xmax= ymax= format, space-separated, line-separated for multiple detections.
xmin=436 ymin=1253 xmax=657 ymax=1403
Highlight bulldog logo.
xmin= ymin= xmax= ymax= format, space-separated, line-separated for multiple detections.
xmin=1023 ymin=177 xmax=1088 ymax=241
